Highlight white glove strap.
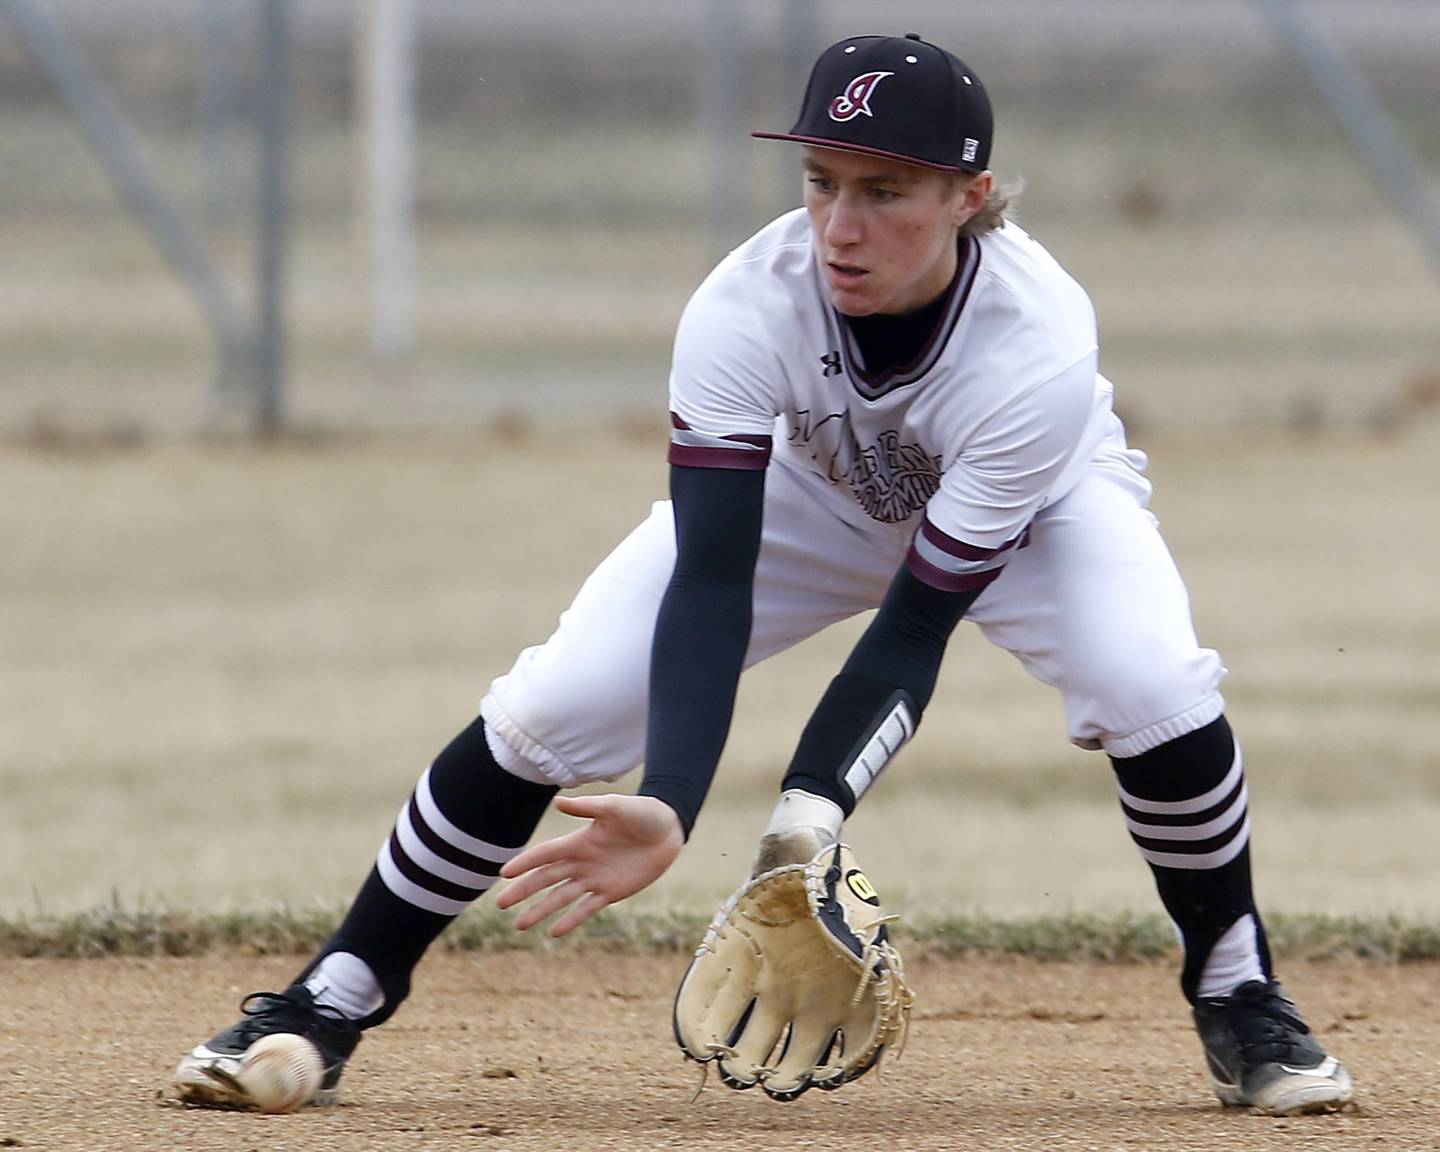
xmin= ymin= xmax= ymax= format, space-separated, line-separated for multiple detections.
xmin=764 ymin=788 xmax=845 ymax=838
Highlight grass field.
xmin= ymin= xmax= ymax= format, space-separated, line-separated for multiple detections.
xmin=3 ymin=418 xmax=1439 ymax=928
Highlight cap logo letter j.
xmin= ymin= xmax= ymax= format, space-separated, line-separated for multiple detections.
xmin=829 ymin=71 xmax=894 ymax=122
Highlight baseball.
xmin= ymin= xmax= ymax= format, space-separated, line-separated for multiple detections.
xmin=235 ymin=1033 xmax=325 ymax=1113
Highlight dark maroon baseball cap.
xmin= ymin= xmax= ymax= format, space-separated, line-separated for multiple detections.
xmin=753 ymin=33 xmax=992 ymax=173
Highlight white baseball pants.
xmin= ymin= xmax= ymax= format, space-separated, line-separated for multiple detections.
xmin=481 ymin=436 xmax=1224 ymax=788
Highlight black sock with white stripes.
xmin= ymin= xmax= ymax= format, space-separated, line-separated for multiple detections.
xmin=296 ymin=716 xmax=556 ymax=1027
xmin=1109 ymin=715 xmax=1272 ymax=1005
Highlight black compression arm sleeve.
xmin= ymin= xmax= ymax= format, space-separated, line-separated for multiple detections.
xmin=637 ymin=464 xmax=765 ymax=837
xmin=782 ymin=564 xmax=982 ymax=813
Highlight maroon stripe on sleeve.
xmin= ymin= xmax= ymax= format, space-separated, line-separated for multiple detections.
xmin=668 ymin=443 xmax=771 ymax=469
xmin=919 ymin=518 xmax=1029 ymax=561
xmin=719 ymin=432 xmax=773 ymax=449
xmin=669 ymin=411 xmax=772 ymax=470
xmin=669 ymin=412 xmax=771 ymax=449
xmin=905 ymin=544 xmax=1005 ymax=593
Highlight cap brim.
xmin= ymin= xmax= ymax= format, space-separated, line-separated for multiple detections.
xmin=751 ymin=131 xmax=980 ymax=173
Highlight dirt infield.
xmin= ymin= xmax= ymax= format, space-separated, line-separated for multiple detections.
xmin=2 ymin=953 xmax=1432 ymax=1150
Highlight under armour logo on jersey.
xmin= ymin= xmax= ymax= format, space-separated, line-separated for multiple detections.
xmin=819 ymin=350 xmax=843 ymax=377
xmin=829 ymin=71 xmax=894 ymax=122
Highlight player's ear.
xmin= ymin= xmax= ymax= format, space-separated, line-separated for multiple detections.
xmin=952 ymin=171 xmax=992 ymax=228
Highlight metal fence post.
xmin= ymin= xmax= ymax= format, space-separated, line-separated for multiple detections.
xmin=1 ymin=0 xmax=247 ymax=414
xmin=1257 ymin=0 xmax=1440 ymax=288
xmin=255 ymin=0 xmax=290 ymax=434
xmin=359 ymin=0 xmax=417 ymax=363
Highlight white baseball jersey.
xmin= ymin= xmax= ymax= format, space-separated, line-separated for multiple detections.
xmin=482 ymin=208 xmax=1224 ymax=788
xmin=668 ymin=208 xmax=1118 ymax=591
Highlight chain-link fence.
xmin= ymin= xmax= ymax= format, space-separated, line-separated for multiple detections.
xmin=2 ymin=0 xmax=1438 ymax=435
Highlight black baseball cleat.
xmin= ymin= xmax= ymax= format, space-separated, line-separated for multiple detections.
xmin=173 ymin=986 xmax=362 ymax=1110
xmin=1192 ymin=979 xmax=1353 ymax=1115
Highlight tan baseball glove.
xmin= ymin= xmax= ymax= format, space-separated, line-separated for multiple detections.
xmin=672 ymin=833 xmax=913 ymax=1101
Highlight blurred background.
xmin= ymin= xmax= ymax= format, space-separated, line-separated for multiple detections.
xmin=2 ymin=1 xmax=1438 ymax=925
xmin=2 ymin=0 xmax=1438 ymax=436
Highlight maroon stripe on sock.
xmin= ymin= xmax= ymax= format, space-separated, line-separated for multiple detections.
xmin=407 ymin=795 xmax=503 ymax=876
xmin=386 ymin=833 xmax=486 ymax=905
xmin=1127 ymin=811 xmax=1248 ymax=858
xmin=1119 ymin=774 xmax=1246 ymax=829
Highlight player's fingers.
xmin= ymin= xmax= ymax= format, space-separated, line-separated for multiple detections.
xmin=547 ymin=891 xmax=611 ymax=939
xmin=494 ymin=860 xmax=571 ymax=909
xmin=512 ymin=878 xmax=586 ymax=932
xmin=499 ymin=828 xmax=588 ymax=880
xmin=552 ymin=794 xmax=611 ymax=820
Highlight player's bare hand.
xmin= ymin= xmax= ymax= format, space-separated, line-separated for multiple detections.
xmin=496 ymin=794 xmax=684 ymax=937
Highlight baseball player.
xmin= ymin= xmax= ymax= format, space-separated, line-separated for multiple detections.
xmin=174 ymin=33 xmax=1353 ymax=1116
